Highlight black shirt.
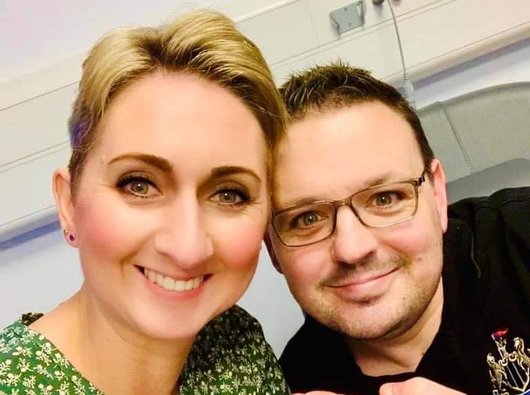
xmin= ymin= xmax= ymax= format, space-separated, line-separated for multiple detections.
xmin=280 ymin=187 xmax=530 ymax=395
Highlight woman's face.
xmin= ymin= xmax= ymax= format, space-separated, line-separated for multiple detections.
xmin=58 ymin=72 xmax=269 ymax=341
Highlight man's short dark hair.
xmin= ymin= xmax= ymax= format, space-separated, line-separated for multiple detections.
xmin=279 ymin=62 xmax=434 ymax=172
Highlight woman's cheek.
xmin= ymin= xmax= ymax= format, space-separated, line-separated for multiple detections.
xmin=74 ymin=198 xmax=150 ymax=255
xmin=214 ymin=217 xmax=267 ymax=270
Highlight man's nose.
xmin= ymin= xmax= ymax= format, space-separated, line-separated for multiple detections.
xmin=154 ymin=200 xmax=214 ymax=269
xmin=331 ymin=205 xmax=378 ymax=264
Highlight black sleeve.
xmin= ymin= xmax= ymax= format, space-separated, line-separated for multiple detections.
xmin=448 ymin=187 xmax=530 ymax=308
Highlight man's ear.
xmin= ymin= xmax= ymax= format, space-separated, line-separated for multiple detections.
xmin=53 ymin=168 xmax=77 ymax=242
xmin=264 ymin=226 xmax=283 ymax=274
xmin=429 ymin=159 xmax=448 ymax=233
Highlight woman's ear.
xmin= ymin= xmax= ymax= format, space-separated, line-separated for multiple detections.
xmin=429 ymin=159 xmax=448 ymax=233
xmin=53 ymin=168 xmax=77 ymax=244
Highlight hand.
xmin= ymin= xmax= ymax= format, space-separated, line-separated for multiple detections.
xmin=379 ymin=377 xmax=467 ymax=395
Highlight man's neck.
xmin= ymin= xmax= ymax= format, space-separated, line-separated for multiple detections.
xmin=347 ymin=280 xmax=444 ymax=377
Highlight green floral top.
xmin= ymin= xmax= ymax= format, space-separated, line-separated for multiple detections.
xmin=0 ymin=306 xmax=288 ymax=394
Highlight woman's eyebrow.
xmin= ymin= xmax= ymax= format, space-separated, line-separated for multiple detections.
xmin=210 ymin=166 xmax=262 ymax=184
xmin=108 ymin=153 xmax=173 ymax=174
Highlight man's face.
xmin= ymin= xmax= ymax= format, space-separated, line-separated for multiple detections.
xmin=269 ymin=101 xmax=448 ymax=340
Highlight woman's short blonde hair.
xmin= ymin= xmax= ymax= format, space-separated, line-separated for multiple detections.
xmin=68 ymin=9 xmax=286 ymax=193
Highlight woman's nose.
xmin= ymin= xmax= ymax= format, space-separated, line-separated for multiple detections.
xmin=154 ymin=200 xmax=214 ymax=268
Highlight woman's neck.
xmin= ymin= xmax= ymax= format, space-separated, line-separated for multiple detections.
xmin=30 ymin=286 xmax=194 ymax=395
xmin=347 ymin=280 xmax=444 ymax=376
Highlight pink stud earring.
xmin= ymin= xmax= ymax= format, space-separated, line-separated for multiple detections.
xmin=63 ymin=229 xmax=76 ymax=242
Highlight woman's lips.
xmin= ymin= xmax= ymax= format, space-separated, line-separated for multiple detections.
xmin=141 ymin=267 xmax=206 ymax=292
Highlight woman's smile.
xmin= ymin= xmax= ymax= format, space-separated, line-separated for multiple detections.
xmin=143 ymin=267 xmax=205 ymax=292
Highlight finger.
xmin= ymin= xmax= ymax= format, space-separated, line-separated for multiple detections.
xmin=379 ymin=382 xmax=403 ymax=395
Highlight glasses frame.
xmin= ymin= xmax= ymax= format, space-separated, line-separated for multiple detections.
xmin=272 ymin=169 xmax=428 ymax=247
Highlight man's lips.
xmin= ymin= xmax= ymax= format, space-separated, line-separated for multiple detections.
xmin=327 ymin=267 xmax=399 ymax=288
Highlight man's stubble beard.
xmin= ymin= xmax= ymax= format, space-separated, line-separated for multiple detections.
xmin=306 ymin=252 xmax=442 ymax=342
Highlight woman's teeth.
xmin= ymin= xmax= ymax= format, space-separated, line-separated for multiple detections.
xmin=144 ymin=268 xmax=203 ymax=292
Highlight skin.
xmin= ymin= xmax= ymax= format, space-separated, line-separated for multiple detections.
xmin=33 ymin=72 xmax=270 ymax=395
xmin=379 ymin=378 xmax=467 ymax=395
xmin=269 ymin=101 xmax=457 ymax=390
xmin=293 ymin=377 xmax=468 ymax=395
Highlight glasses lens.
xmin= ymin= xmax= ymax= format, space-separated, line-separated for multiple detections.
xmin=352 ymin=181 xmax=418 ymax=227
xmin=274 ymin=203 xmax=334 ymax=246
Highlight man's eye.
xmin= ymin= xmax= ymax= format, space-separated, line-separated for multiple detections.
xmin=370 ymin=190 xmax=408 ymax=210
xmin=292 ymin=211 xmax=323 ymax=229
xmin=374 ymin=192 xmax=395 ymax=206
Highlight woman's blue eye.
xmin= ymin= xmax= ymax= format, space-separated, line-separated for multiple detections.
xmin=117 ymin=175 xmax=159 ymax=198
xmin=212 ymin=188 xmax=249 ymax=207
xmin=217 ymin=191 xmax=240 ymax=204
xmin=129 ymin=181 xmax=150 ymax=195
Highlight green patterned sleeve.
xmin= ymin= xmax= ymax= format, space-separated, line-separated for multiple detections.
xmin=180 ymin=305 xmax=289 ymax=395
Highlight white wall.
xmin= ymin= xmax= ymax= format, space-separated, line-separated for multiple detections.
xmin=0 ymin=224 xmax=81 ymax=326
xmin=414 ymin=38 xmax=530 ymax=108
xmin=1 ymin=37 xmax=529 ymax=356
xmin=3 ymin=1 xmax=529 ymax=240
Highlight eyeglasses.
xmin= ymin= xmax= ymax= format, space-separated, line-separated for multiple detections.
xmin=272 ymin=170 xmax=427 ymax=247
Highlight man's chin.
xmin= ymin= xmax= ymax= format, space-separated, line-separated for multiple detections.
xmin=311 ymin=303 xmax=416 ymax=341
